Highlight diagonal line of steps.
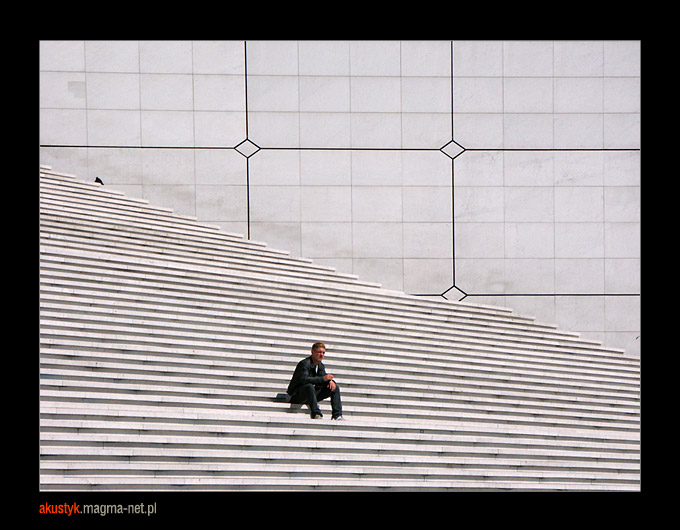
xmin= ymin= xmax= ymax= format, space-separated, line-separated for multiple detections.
xmin=39 ymin=165 xmax=640 ymax=491
xmin=38 ymin=319 xmax=639 ymax=411
xmin=38 ymin=247 xmax=631 ymax=362
xmin=39 ymin=403 xmax=639 ymax=491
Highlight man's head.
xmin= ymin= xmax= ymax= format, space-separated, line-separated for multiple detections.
xmin=311 ymin=342 xmax=326 ymax=365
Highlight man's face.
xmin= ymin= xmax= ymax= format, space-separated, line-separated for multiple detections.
xmin=311 ymin=346 xmax=325 ymax=365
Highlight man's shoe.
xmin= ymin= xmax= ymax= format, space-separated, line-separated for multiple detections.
xmin=311 ymin=413 xmax=323 ymax=419
xmin=332 ymin=416 xmax=345 ymax=421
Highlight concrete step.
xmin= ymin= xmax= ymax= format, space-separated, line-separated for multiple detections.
xmin=37 ymin=287 xmax=591 ymax=353
xmin=39 ymin=248 xmax=632 ymax=362
xmin=38 ymin=217 xmax=326 ymax=272
xmin=39 ymin=326 xmax=638 ymax=405
xmin=39 ymin=226 xmax=368 ymax=287
xmin=38 ymin=316 xmax=639 ymax=401
xmin=38 ymin=404 xmax=638 ymax=491
xmin=39 ymin=263 xmax=552 ymax=343
xmin=38 ymin=294 xmax=639 ymax=376
xmin=37 ymin=188 xmax=570 ymax=334
xmin=40 ymin=170 xmax=214 ymax=226
xmin=40 ymin=174 xmax=377 ymax=286
xmin=39 ymin=371 xmax=638 ymax=430
xmin=40 ymin=402 xmax=639 ymax=445
xmin=38 ymin=305 xmax=637 ymax=393
xmin=39 ymin=346 xmax=639 ymax=411
xmin=39 ymin=331 xmax=640 ymax=428
xmin=38 ymin=477 xmax=639 ymax=492
xmin=38 ymin=166 xmax=641 ymax=491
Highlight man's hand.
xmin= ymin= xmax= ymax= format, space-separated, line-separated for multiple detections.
xmin=323 ymin=373 xmax=336 ymax=391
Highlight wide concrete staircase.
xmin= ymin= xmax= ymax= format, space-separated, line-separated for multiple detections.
xmin=39 ymin=165 xmax=641 ymax=491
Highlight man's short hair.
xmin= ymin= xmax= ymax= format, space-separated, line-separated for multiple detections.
xmin=311 ymin=342 xmax=326 ymax=351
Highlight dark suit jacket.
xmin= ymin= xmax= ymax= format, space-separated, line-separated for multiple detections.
xmin=287 ymin=356 xmax=328 ymax=395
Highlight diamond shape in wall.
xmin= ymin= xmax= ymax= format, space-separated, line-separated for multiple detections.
xmin=440 ymin=140 xmax=465 ymax=160
xmin=235 ymin=139 xmax=261 ymax=158
xmin=442 ymin=284 xmax=467 ymax=301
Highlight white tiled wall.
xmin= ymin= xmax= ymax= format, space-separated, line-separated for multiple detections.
xmin=39 ymin=40 xmax=641 ymax=358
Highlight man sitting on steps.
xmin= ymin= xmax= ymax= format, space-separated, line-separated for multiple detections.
xmin=287 ymin=342 xmax=344 ymax=420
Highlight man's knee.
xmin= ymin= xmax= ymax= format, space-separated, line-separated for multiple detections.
xmin=290 ymin=383 xmax=314 ymax=403
xmin=323 ymin=383 xmax=340 ymax=400
xmin=305 ymin=383 xmax=321 ymax=400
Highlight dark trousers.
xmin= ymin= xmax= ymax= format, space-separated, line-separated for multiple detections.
xmin=289 ymin=383 xmax=342 ymax=418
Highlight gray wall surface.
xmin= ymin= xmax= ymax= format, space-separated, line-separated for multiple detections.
xmin=39 ymin=40 xmax=641 ymax=358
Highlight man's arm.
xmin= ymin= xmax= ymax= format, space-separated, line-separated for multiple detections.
xmin=287 ymin=358 xmax=326 ymax=394
xmin=318 ymin=363 xmax=336 ymax=390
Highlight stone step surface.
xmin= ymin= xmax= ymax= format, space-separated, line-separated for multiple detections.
xmin=38 ymin=165 xmax=640 ymax=491
xmin=38 ymin=252 xmax=630 ymax=360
